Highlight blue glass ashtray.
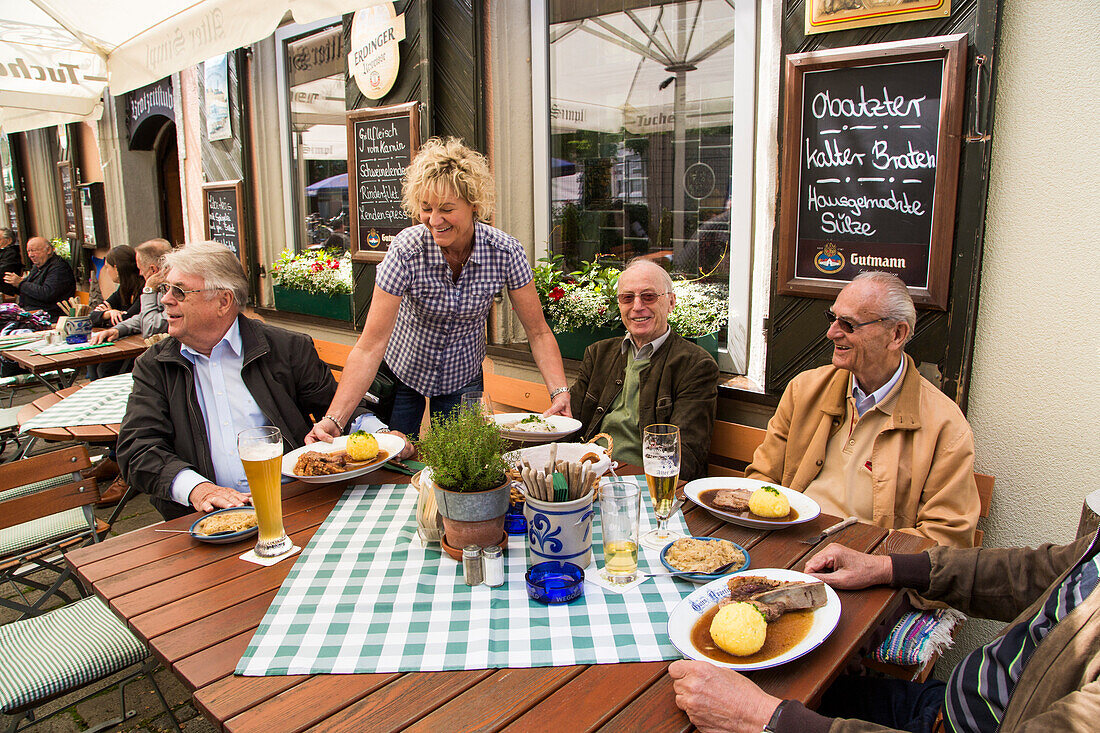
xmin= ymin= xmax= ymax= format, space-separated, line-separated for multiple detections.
xmin=525 ymin=561 xmax=585 ymax=604
xmin=504 ymin=502 xmax=527 ymax=535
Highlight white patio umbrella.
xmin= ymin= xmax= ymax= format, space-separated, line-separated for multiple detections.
xmin=0 ymin=0 xmax=386 ymax=133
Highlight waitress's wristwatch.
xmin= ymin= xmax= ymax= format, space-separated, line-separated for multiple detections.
xmin=549 ymin=386 xmax=569 ymax=400
xmin=762 ymin=700 xmax=788 ymax=733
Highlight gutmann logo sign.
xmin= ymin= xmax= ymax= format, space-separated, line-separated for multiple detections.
xmin=349 ymin=3 xmax=406 ymax=100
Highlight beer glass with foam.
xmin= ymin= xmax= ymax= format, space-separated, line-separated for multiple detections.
xmin=640 ymin=424 xmax=684 ymax=550
xmin=238 ymin=426 xmax=292 ymax=557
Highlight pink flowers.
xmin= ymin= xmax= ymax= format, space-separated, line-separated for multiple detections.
xmin=549 ymin=286 xmax=566 ymax=301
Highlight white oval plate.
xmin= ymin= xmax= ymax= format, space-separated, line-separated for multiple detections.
xmin=282 ymin=433 xmax=407 ymax=484
xmin=683 ymin=477 xmax=821 ymax=529
xmin=492 ymin=413 xmax=582 ymax=443
xmin=503 ymin=442 xmax=612 ymax=478
xmin=667 ymin=567 xmax=841 ymax=671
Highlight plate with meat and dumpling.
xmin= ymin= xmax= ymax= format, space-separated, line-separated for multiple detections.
xmin=683 ymin=477 xmax=820 ymax=529
xmin=281 ymin=432 xmax=407 ymax=484
xmin=666 ymin=568 xmax=841 ymax=671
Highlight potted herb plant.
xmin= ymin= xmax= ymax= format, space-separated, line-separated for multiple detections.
xmin=417 ymin=405 xmax=511 ymax=549
xmin=271 ymin=248 xmax=353 ymax=321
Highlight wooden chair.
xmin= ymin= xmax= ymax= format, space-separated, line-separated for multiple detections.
xmin=483 ymin=371 xmax=551 ymax=414
xmin=0 ymin=446 xmax=108 ymax=619
xmin=0 ymin=446 xmax=180 ymax=732
xmin=312 ymin=338 xmax=353 ymax=383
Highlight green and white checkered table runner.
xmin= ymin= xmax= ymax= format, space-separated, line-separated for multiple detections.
xmin=19 ymin=373 xmax=134 ymax=433
xmin=237 ymin=475 xmax=692 ymax=676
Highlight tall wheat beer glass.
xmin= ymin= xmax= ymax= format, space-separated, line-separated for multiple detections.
xmin=238 ymin=426 xmax=292 ymax=557
xmin=641 ymin=424 xmax=684 ymax=550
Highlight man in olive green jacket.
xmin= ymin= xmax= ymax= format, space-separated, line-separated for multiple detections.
xmin=745 ymin=272 xmax=979 ymax=548
xmin=570 ymin=260 xmax=718 ymax=480
xmin=670 ymin=526 xmax=1100 ymax=732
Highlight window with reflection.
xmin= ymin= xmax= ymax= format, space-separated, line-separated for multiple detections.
xmin=548 ymin=0 xmax=750 ymax=367
xmin=283 ymin=24 xmax=349 ymax=251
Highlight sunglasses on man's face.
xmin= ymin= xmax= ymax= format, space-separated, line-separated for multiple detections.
xmin=824 ymin=309 xmax=890 ymax=333
xmin=616 ymin=291 xmax=669 ymax=305
xmin=157 ymin=283 xmax=222 ymax=301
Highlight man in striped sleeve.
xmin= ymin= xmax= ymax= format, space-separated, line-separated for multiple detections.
xmin=669 ymin=524 xmax=1099 ymax=732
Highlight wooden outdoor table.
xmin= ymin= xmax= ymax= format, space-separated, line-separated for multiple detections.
xmin=67 ymin=469 xmax=931 ymax=733
xmin=1 ymin=333 xmax=147 ymax=393
xmin=16 ymin=384 xmax=121 ymax=444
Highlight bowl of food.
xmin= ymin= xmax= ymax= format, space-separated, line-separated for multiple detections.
xmin=660 ymin=537 xmax=750 ymax=583
xmin=189 ymin=507 xmax=259 ymax=544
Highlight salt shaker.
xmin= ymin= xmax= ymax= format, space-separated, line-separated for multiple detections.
xmin=482 ymin=545 xmax=504 ymax=587
xmin=462 ymin=545 xmax=484 ymax=586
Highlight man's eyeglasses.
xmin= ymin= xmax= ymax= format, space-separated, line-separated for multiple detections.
xmin=157 ymin=283 xmax=222 ymax=301
xmin=617 ymin=291 xmax=669 ymax=305
xmin=824 ymin=309 xmax=890 ymax=333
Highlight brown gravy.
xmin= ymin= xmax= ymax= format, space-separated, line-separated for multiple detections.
xmin=698 ymin=488 xmax=798 ymax=523
xmin=690 ymin=604 xmax=815 ymax=665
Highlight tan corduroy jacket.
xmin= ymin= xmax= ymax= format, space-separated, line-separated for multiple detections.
xmin=745 ymin=356 xmax=980 ymax=548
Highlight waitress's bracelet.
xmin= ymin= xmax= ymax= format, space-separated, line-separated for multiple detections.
xmin=549 ymin=387 xmax=569 ymax=400
xmin=322 ymin=414 xmax=344 ymax=431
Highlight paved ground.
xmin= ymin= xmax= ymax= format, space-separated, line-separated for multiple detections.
xmin=1 ymin=384 xmax=213 ymax=732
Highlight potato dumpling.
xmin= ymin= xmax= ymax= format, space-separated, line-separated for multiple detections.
xmin=748 ymin=485 xmax=790 ymax=518
xmin=346 ymin=431 xmax=380 ymax=462
xmin=710 ymin=602 xmax=767 ymax=656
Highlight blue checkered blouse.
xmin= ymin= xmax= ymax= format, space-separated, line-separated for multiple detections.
xmin=375 ymin=222 xmax=532 ymax=396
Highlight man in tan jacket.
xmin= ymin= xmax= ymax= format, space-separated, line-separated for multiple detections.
xmin=745 ymin=271 xmax=979 ymax=548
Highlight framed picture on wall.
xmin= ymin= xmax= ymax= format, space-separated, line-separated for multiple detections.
xmin=806 ymin=0 xmax=952 ymax=35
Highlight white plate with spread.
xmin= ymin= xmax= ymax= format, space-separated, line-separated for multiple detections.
xmin=492 ymin=413 xmax=582 ymax=443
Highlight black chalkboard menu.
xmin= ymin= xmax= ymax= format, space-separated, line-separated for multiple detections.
xmin=56 ymin=161 xmax=81 ymax=243
xmin=778 ymin=35 xmax=966 ymax=309
xmin=346 ymin=102 xmax=420 ymax=263
xmin=203 ymin=180 xmax=246 ymax=267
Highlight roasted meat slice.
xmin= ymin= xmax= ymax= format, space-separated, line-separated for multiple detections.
xmin=711 ymin=488 xmax=752 ymax=511
xmin=725 ymin=575 xmax=784 ymax=602
xmin=749 ymin=581 xmax=828 ymax=622
xmin=294 ymin=451 xmax=348 ymax=476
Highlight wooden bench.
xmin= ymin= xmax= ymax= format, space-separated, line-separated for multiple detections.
xmin=312 ymin=338 xmax=354 ymax=382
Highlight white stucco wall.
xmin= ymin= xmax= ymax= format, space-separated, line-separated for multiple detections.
xmin=940 ymin=0 xmax=1100 ymax=670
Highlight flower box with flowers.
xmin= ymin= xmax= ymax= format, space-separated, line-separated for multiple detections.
xmin=271 ymin=249 xmax=353 ymax=321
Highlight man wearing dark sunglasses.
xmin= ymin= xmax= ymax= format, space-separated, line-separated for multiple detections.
xmin=745 ymin=271 xmax=980 ymax=549
xmin=570 ymin=259 xmax=718 ymax=480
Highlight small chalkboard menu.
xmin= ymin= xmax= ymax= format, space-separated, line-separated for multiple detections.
xmin=202 ymin=180 xmax=246 ymax=268
xmin=346 ymin=102 xmax=420 ymax=263
xmin=777 ymin=35 xmax=966 ymax=309
xmin=56 ymin=161 xmax=81 ymax=243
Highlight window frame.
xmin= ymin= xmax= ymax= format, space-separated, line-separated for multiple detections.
xmin=531 ymin=0 xmax=761 ymax=375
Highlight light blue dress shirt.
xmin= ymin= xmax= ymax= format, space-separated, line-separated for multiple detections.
xmin=169 ymin=320 xmax=389 ymax=506
xmin=851 ymin=357 xmax=906 ymax=417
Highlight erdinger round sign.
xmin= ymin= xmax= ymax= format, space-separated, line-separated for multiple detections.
xmin=349 ymin=4 xmax=406 ymax=101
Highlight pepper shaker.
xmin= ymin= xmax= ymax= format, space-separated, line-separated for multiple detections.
xmin=462 ymin=545 xmax=484 ymax=586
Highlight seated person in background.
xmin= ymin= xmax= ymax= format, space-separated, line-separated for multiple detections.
xmin=91 ymin=238 xmax=171 ymax=344
xmin=570 ymin=259 xmax=718 ymax=481
xmin=745 ymin=271 xmax=979 ymax=548
xmin=4 ymin=236 xmax=75 ymax=320
xmin=91 ymin=245 xmax=143 ymax=330
xmin=116 ymin=241 xmax=413 ymax=521
xmin=0 ymin=228 xmax=24 ymax=300
xmin=670 ymin=519 xmax=1100 ymax=732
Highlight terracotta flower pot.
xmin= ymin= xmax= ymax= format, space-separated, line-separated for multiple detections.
xmin=425 ymin=469 xmax=510 ymax=549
